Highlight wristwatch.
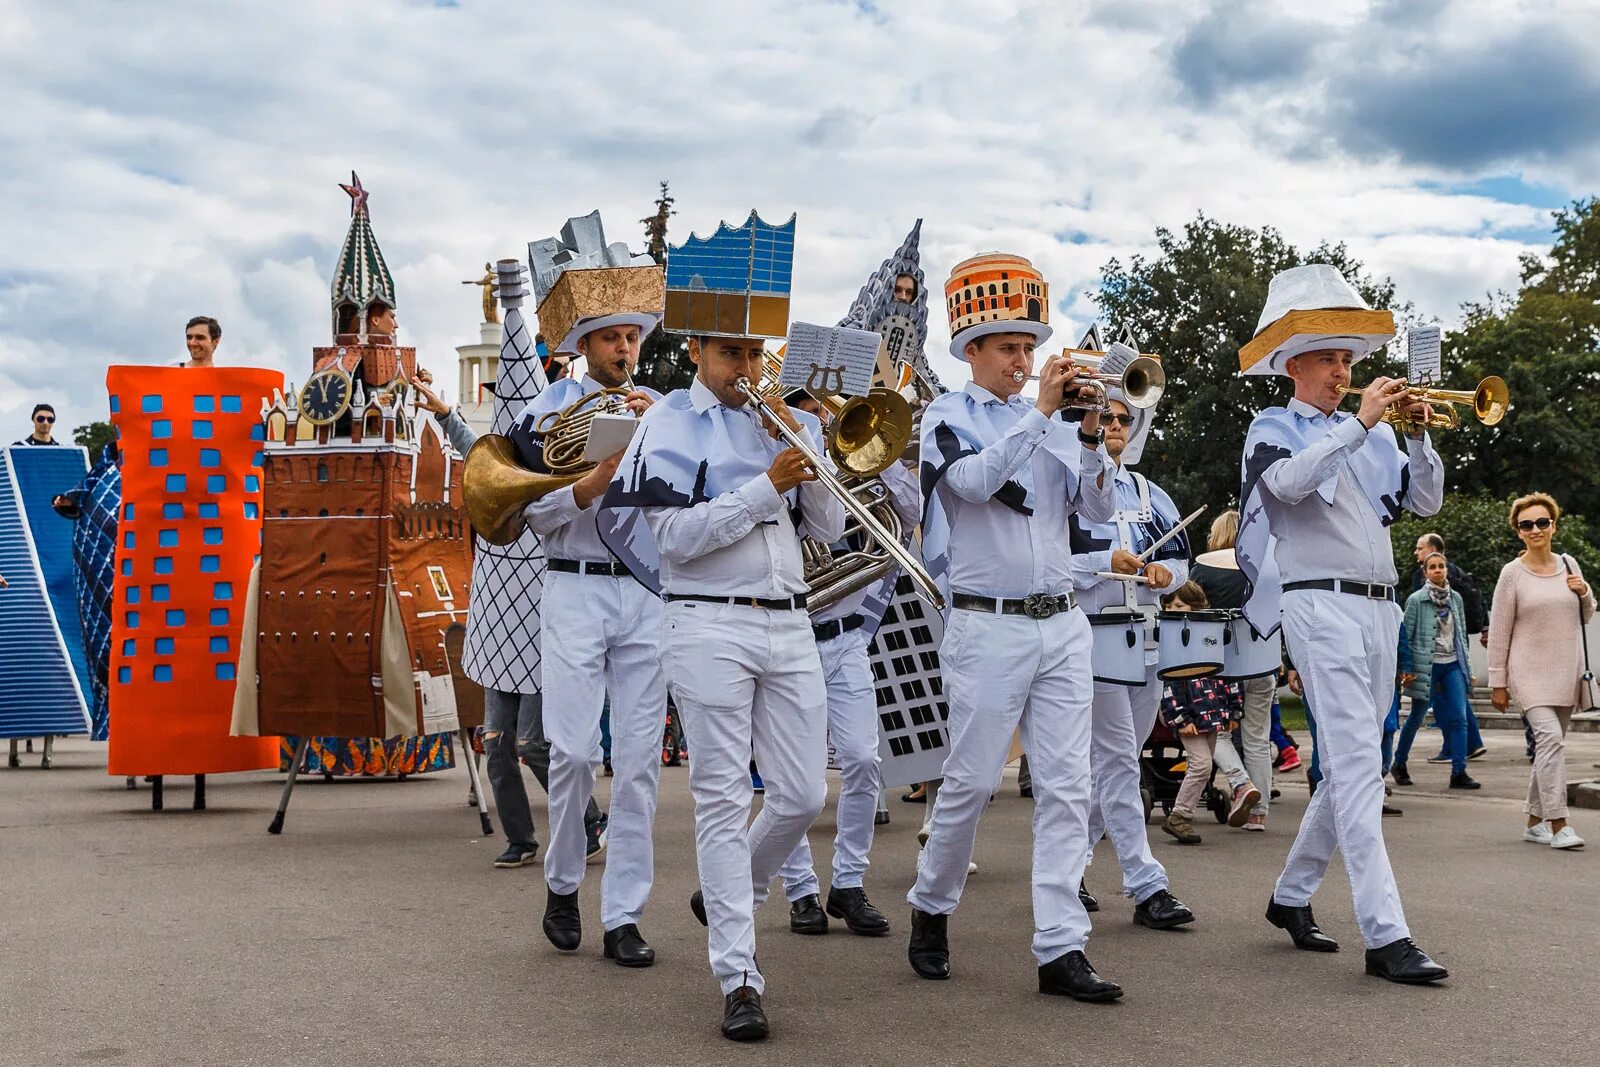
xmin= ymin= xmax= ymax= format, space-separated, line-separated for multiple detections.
xmin=1078 ymin=427 xmax=1103 ymax=447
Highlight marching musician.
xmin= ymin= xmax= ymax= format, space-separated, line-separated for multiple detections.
xmin=1236 ymin=264 xmax=1448 ymax=984
xmin=774 ymin=386 xmax=920 ymax=938
xmin=1068 ymin=382 xmax=1212 ymax=927
xmin=507 ymin=306 xmax=666 ymax=968
xmin=600 ymin=330 xmax=844 ymax=1041
xmin=907 ymin=254 xmax=1122 ymax=1002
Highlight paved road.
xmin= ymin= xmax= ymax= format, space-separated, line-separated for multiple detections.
xmin=3 ymin=734 xmax=1596 ymax=1067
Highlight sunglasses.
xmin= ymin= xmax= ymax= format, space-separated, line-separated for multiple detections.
xmin=1516 ymin=517 xmax=1553 ymax=531
xmin=1105 ymin=414 xmax=1136 ymax=428
xmin=35 ymin=415 xmax=54 ymax=423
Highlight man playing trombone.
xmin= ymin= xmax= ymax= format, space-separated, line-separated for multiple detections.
xmin=598 ymin=219 xmax=845 ymax=1038
xmin=506 ymin=281 xmax=666 ymax=969
xmin=907 ymin=254 xmax=1121 ymax=1001
xmin=1236 ymin=264 xmax=1449 ymax=984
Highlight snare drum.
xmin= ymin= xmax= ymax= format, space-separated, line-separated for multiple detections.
xmin=1156 ymin=609 xmax=1227 ymax=680
xmin=1220 ymin=610 xmax=1282 ymax=679
xmin=1088 ymin=609 xmax=1146 ymax=686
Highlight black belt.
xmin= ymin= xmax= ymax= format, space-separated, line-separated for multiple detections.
xmin=1281 ymin=579 xmax=1396 ymax=602
xmin=952 ymin=591 xmax=1077 ymax=619
xmin=548 ymin=558 xmax=629 ymax=577
xmin=664 ymin=593 xmax=809 ymax=611
xmin=812 ymin=615 xmax=866 ymax=642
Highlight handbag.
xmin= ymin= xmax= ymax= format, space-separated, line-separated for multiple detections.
xmin=1561 ymin=555 xmax=1599 ymax=713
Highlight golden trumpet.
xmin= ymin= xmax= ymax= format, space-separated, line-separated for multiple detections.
xmin=1338 ymin=375 xmax=1509 ymax=431
xmin=1012 ymin=355 xmax=1166 ymax=412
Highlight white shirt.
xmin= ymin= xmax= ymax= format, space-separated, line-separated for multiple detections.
xmin=1071 ymin=464 xmax=1190 ymax=614
xmin=522 ymin=375 xmax=630 ymax=562
xmin=936 ymin=383 xmax=1114 ymax=600
xmin=1263 ymin=398 xmax=1443 ymax=587
xmin=645 ymin=378 xmax=846 ymax=599
xmin=810 ymin=458 xmax=921 ymax=625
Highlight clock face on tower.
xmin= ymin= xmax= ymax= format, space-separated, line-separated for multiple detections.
xmin=299 ymin=367 xmax=353 ymax=425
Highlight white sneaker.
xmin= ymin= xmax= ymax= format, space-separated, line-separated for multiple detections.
xmin=968 ymin=860 xmax=979 ymax=875
xmin=1523 ymin=823 xmax=1553 ymax=844
xmin=1550 ymin=826 xmax=1585 ymax=850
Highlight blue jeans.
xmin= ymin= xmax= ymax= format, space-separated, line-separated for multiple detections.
xmin=1381 ymin=691 xmax=1399 ymax=776
xmin=1395 ymin=663 xmax=1470 ymax=774
xmin=1305 ymin=700 xmax=1322 ymax=787
xmin=1434 ymin=706 xmax=1483 ymax=758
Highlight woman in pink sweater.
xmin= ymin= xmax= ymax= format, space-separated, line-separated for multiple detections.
xmin=1488 ymin=493 xmax=1595 ymax=851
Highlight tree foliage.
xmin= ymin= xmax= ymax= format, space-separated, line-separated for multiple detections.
xmin=1092 ymin=214 xmax=1404 ymax=515
xmin=633 ymin=181 xmax=696 ymax=394
xmin=72 ymin=420 xmax=116 ymax=457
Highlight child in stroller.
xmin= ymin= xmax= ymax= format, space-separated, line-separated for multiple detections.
xmin=1151 ymin=582 xmax=1262 ymax=843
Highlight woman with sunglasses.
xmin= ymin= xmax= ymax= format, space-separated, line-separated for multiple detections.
xmin=1488 ymin=493 xmax=1595 ymax=850
xmin=18 ymin=404 xmax=60 ymax=445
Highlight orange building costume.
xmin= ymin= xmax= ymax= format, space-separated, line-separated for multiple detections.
xmin=105 ymin=366 xmax=283 ymax=779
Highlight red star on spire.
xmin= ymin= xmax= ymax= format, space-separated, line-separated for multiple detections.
xmin=339 ymin=171 xmax=369 ymax=216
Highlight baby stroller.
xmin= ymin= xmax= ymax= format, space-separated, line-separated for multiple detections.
xmin=1140 ymin=714 xmax=1232 ymax=825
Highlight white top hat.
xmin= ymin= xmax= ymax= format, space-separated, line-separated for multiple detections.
xmin=556 ymin=312 xmax=662 ymax=355
xmin=949 ymin=318 xmax=1053 ymax=361
xmin=1240 ymin=264 xmax=1394 ymax=377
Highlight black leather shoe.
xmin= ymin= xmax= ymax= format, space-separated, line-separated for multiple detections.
xmin=1038 ymin=950 xmax=1123 ymax=1002
xmin=1078 ymin=879 xmax=1100 ymax=913
xmin=1449 ymin=772 xmax=1482 ymax=790
xmin=1132 ymin=888 xmax=1194 ymax=930
xmin=542 ymin=888 xmax=581 ymax=951
xmin=1265 ymin=899 xmax=1339 ymax=952
xmin=874 ymin=809 xmax=890 ymax=825
xmin=1390 ymin=762 xmax=1412 ymax=786
xmin=826 ymin=886 xmax=890 ymax=936
xmin=1365 ymin=937 xmax=1448 ymax=984
xmin=789 ymin=893 xmax=829 ymax=935
xmin=602 ymin=923 xmax=655 ymax=967
xmin=1383 ymin=804 xmax=1404 ymax=817
xmin=721 ymin=985 xmax=769 ymax=1041
xmin=907 ymin=907 xmax=949 ymax=979
xmin=689 ymin=890 xmax=707 ymax=927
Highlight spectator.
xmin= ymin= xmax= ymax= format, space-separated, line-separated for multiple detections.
xmin=1158 ymin=581 xmax=1260 ymax=845
xmin=1409 ymin=533 xmax=1487 ymax=634
xmin=1393 ymin=552 xmax=1480 ymax=790
xmin=1190 ymin=508 xmax=1278 ymax=829
xmin=1488 ymin=493 xmax=1594 ymax=850
xmin=183 ymin=316 xmax=222 ymax=367
xmin=17 ymin=404 xmax=60 ymax=446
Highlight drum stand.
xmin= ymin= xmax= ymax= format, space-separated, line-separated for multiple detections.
xmin=267 ymin=731 xmax=493 ymax=836
xmin=144 ymin=774 xmax=206 ymax=811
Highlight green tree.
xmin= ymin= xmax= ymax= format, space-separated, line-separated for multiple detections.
xmin=73 ymin=420 xmax=116 ymax=457
xmin=1440 ymin=198 xmax=1600 ymax=520
xmin=634 ymin=181 xmax=695 ymax=393
xmin=1093 ymin=214 xmax=1405 ymax=515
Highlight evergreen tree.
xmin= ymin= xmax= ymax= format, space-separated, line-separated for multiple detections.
xmin=72 ymin=420 xmax=116 ymax=457
xmin=634 ymin=181 xmax=694 ymax=393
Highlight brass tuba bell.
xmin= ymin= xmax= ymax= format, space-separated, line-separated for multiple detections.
xmin=461 ymin=434 xmax=584 ymax=546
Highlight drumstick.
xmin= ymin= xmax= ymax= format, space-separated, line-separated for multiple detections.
xmin=1095 ymin=571 xmax=1151 ymax=584
xmin=1136 ymin=505 xmax=1207 ymax=563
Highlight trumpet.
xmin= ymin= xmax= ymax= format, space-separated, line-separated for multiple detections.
xmin=734 ymin=376 xmax=945 ymax=611
xmin=1337 ymin=375 xmax=1509 ymax=432
xmin=1012 ymin=355 xmax=1166 ymax=412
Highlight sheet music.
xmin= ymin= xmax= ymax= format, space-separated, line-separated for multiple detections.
xmin=1407 ymin=326 xmax=1442 ymax=385
xmin=580 ymin=412 xmax=638 ymax=462
xmin=778 ymin=321 xmax=881 ymax=397
xmin=1099 ymin=341 xmax=1137 ymax=377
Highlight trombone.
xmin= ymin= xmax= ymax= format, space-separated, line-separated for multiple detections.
xmin=734 ymin=375 xmax=946 ymax=612
xmin=1012 ymin=354 xmax=1166 ymax=413
xmin=1337 ymin=375 xmax=1509 ymax=432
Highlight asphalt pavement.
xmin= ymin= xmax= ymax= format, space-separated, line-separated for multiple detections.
xmin=3 ymin=732 xmax=1596 ymax=1067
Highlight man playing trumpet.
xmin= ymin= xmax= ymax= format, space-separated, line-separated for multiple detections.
xmin=907 ymin=254 xmax=1120 ymax=1002
xmin=1236 ymin=264 xmax=1448 ymax=984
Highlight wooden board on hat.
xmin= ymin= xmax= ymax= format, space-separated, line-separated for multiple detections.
xmin=1238 ymin=307 xmax=1395 ymax=373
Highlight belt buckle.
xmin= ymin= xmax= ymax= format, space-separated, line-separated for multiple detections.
xmin=1365 ymin=583 xmax=1387 ymax=600
xmin=1022 ymin=593 xmax=1058 ymax=620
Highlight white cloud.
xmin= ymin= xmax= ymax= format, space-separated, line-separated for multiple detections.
xmin=0 ymin=0 xmax=1589 ymax=438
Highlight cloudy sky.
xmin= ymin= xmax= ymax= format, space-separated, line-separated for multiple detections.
xmin=2 ymin=0 xmax=1597 ymax=438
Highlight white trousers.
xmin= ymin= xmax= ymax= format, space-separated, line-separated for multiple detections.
xmin=908 ymin=607 xmax=1096 ymax=965
xmin=778 ymin=627 xmax=881 ymax=897
xmin=1274 ymin=589 xmax=1411 ymax=949
xmin=662 ymin=600 xmax=828 ymax=995
xmin=1084 ymin=662 xmax=1169 ymax=903
xmin=541 ymin=570 xmax=666 ymax=931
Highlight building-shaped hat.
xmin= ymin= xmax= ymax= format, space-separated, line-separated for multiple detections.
xmin=528 ymin=211 xmax=663 ymax=355
xmin=665 ymin=211 xmax=795 ymax=339
xmin=944 ymin=252 xmax=1052 ymax=360
xmin=330 ymin=172 xmax=397 ymax=342
xmin=1239 ymin=264 xmax=1395 ymax=376
xmin=840 ymin=219 xmax=940 ymax=388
